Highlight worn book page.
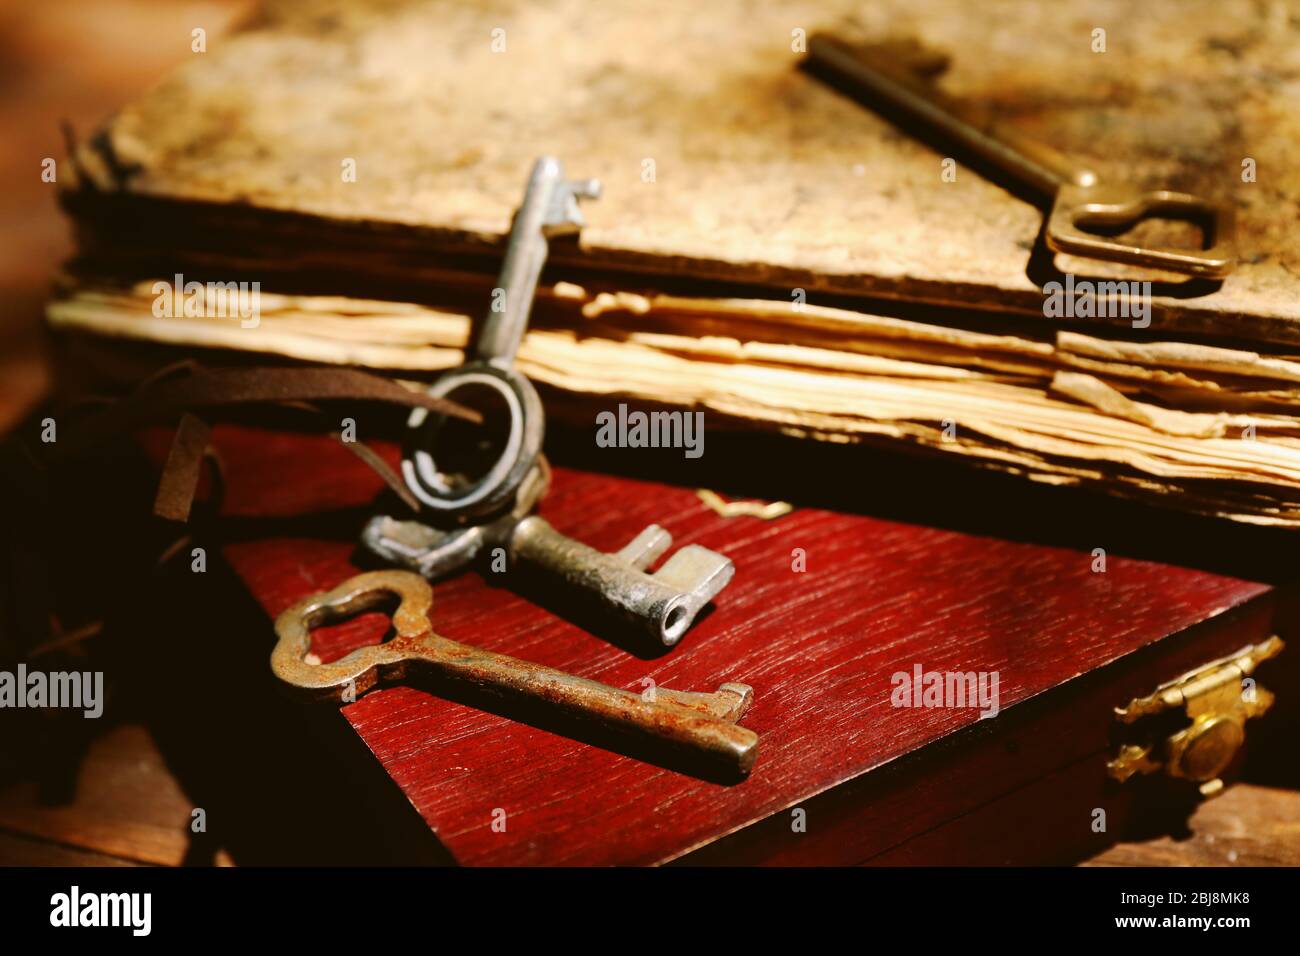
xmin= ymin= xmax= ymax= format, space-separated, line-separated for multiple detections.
xmin=47 ymin=278 xmax=1300 ymax=526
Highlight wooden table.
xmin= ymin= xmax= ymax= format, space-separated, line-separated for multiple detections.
xmin=3 ymin=0 xmax=1297 ymax=868
xmin=4 ymin=722 xmax=1297 ymax=866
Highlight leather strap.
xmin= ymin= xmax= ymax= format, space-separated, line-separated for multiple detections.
xmin=52 ymin=365 xmax=478 ymax=460
xmin=154 ymin=412 xmax=213 ymax=521
xmin=50 ymin=364 xmax=477 ymax=522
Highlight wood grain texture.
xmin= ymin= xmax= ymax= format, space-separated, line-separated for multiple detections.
xmin=680 ymin=595 xmax=1278 ymax=865
xmin=0 ymin=831 xmax=137 ymax=866
xmin=0 ymin=725 xmax=214 ymax=867
xmin=2 ymin=718 xmax=1291 ymax=866
xmin=69 ymin=0 xmax=1300 ymax=342
xmin=198 ymin=425 xmax=1272 ymax=865
xmin=1085 ymin=784 xmax=1300 ymax=867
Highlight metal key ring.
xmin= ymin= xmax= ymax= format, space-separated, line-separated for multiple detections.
xmin=401 ymin=361 xmax=544 ymax=519
xmin=400 ymin=157 xmax=597 ymax=520
xmin=366 ymin=456 xmax=551 ymax=579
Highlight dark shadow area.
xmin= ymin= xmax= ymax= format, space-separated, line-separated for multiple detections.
xmin=115 ymin=544 xmax=454 ymax=866
xmin=540 ymin=407 xmax=1300 ymax=590
xmin=2 ymin=432 xmax=451 ymax=865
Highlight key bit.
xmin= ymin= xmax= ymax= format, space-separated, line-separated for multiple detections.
xmin=271 ymin=570 xmax=759 ymax=776
xmin=540 ymin=175 xmax=601 ymax=241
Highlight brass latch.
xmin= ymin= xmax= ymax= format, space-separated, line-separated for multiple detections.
xmin=1107 ymin=636 xmax=1283 ymax=797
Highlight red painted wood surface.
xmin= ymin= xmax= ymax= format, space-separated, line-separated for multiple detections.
xmin=198 ymin=426 xmax=1271 ymax=865
xmin=683 ymin=593 xmax=1277 ymax=864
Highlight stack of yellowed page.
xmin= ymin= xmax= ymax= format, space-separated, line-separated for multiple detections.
xmin=47 ymin=277 xmax=1300 ymax=527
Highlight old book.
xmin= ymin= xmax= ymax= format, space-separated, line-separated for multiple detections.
xmin=47 ymin=0 xmax=1300 ymax=526
xmin=61 ymin=0 xmax=1300 ymax=340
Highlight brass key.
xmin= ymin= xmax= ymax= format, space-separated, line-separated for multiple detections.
xmin=271 ymin=570 xmax=759 ymax=775
xmin=807 ymin=34 xmax=1235 ymax=278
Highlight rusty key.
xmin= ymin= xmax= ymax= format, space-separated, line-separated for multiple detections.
xmin=807 ymin=34 xmax=1236 ymax=278
xmin=271 ymin=570 xmax=759 ymax=775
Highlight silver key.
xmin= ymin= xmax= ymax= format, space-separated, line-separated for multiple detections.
xmin=505 ymin=516 xmax=733 ymax=646
xmin=402 ymin=157 xmax=600 ymax=519
xmin=363 ymin=469 xmax=734 ymax=647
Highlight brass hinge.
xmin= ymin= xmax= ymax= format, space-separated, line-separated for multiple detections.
xmin=1107 ymin=636 xmax=1283 ymax=797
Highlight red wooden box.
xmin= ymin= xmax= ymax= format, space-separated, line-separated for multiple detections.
xmin=184 ymin=425 xmax=1290 ymax=865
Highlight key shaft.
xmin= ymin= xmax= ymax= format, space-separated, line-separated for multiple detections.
xmin=476 ymin=156 xmax=600 ymax=367
xmin=402 ymin=157 xmax=599 ymax=518
xmin=806 ymin=33 xmax=1235 ymax=278
xmin=408 ymin=636 xmax=756 ymax=771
